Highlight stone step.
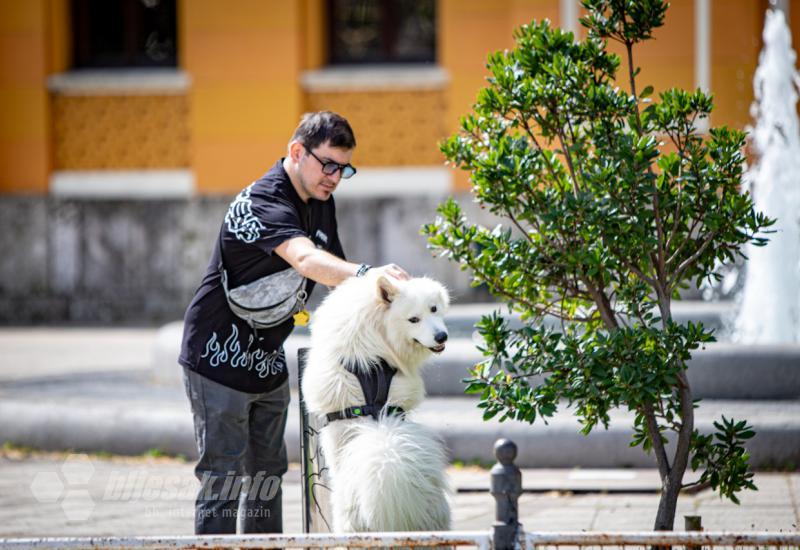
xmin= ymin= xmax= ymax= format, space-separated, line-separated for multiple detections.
xmin=4 ymin=324 xmax=796 ymax=471
xmin=415 ymin=396 xmax=800 ymax=469
xmin=291 ymin=300 xmax=736 ymax=338
xmin=282 ymin=337 xmax=800 ymax=400
xmin=440 ymin=300 xmax=734 ymax=337
xmin=153 ymin=321 xmax=800 ymax=400
xmin=1 ymin=391 xmax=796 ymax=469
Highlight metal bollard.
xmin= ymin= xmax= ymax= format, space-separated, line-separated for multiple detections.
xmin=298 ymin=347 xmax=312 ymax=533
xmin=491 ymin=438 xmax=522 ymax=550
xmin=298 ymin=348 xmax=333 ymax=533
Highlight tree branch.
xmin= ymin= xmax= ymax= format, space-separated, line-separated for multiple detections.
xmin=506 ymin=209 xmax=535 ymax=246
xmin=520 ymin=116 xmax=563 ymax=188
xmin=459 ymin=248 xmax=595 ymax=323
xmin=668 ymin=370 xmax=695 ymax=499
xmin=664 ymin=157 xmax=686 ymax=254
xmin=625 ymin=40 xmax=643 ymax=134
xmin=681 ymin=479 xmax=712 ymax=493
xmin=558 ymin=130 xmax=579 ymax=195
xmin=666 ymin=211 xmax=703 ymax=268
xmin=583 ymin=281 xmax=618 ymax=330
xmin=551 ymin=101 xmax=580 ymax=195
xmin=606 ymin=240 xmax=658 ymax=288
xmin=643 ymin=401 xmax=671 ymax=481
xmin=668 ymin=229 xmax=718 ymax=288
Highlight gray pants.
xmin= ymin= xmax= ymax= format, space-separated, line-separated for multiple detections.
xmin=183 ymin=367 xmax=290 ymax=534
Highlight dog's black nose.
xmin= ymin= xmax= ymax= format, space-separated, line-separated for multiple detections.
xmin=434 ymin=331 xmax=448 ymax=344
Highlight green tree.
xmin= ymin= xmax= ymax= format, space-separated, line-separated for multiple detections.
xmin=425 ymin=0 xmax=771 ymax=531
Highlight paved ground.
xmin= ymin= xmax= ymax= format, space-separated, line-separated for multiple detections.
xmin=1 ymin=448 xmax=798 ymax=537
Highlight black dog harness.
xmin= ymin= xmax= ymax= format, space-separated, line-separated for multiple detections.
xmin=326 ymin=358 xmax=406 ymax=422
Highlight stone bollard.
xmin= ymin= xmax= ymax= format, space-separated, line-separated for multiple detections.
xmin=684 ymin=515 xmax=702 ymax=531
xmin=685 ymin=515 xmax=703 ymax=550
xmin=491 ymin=438 xmax=523 ymax=550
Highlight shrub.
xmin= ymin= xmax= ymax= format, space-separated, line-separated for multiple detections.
xmin=425 ymin=0 xmax=771 ymax=530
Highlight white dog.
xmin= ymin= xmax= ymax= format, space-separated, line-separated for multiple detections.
xmin=302 ymin=272 xmax=452 ymax=532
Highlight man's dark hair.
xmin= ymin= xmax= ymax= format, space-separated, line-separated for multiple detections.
xmin=291 ymin=111 xmax=356 ymax=150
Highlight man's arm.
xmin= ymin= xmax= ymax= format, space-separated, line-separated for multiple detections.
xmin=274 ymin=236 xmax=408 ymax=287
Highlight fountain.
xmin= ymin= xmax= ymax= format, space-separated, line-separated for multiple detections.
xmin=734 ymin=8 xmax=800 ymax=344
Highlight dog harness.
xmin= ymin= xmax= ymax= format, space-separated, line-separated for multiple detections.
xmin=326 ymin=358 xmax=406 ymax=422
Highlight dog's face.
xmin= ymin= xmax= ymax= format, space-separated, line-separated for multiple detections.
xmin=376 ymin=276 xmax=450 ymax=354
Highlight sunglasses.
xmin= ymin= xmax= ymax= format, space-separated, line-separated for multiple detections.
xmin=303 ymin=144 xmax=357 ymax=179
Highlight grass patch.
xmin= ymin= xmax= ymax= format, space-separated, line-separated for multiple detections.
xmin=0 ymin=441 xmax=190 ymax=464
xmin=452 ymin=457 xmax=494 ymax=470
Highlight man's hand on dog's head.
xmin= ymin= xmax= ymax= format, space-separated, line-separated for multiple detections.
xmin=373 ymin=264 xmax=411 ymax=281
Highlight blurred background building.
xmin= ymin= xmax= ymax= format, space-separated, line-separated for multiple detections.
xmin=0 ymin=0 xmax=793 ymax=324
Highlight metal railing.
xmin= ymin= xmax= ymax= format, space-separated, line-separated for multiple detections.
xmin=2 ymin=530 xmax=800 ymax=550
xmin=525 ymin=532 xmax=800 ymax=548
xmin=0 ymin=532 xmax=492 ymax=549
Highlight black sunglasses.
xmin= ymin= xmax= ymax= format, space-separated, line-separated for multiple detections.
xmin=303 ymin=144 xmax=357 ymax=179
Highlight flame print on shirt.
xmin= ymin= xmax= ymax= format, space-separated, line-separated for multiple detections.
xmin=200 ymin=324 xmax=285 ymax=378
xmin=225 ymin=184 xmax=264 ymax=244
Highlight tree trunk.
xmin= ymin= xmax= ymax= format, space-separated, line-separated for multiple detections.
xmin=653 ymin=476 xmax=681 ymax=530
xmin=652 ymin=371 xmax=695 ymax=531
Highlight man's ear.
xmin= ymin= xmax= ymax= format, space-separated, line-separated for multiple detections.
xmin=377 ymin=276 xmax=398 ymax=306
xmin=288 ymin=140 xmax=304 ymax=163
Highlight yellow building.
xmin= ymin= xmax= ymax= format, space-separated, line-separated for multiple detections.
xmin=0 ymin=0 xmax=792 ymax=197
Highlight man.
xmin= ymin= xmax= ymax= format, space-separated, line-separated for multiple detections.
xmin=179 ymin=111 xmax=408 ymax=534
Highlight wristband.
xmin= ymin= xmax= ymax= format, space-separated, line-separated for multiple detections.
xmin=355 ymin=263 xmax=372 ymax=277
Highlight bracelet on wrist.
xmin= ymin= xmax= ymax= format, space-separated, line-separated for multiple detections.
xmin=355 ymin=263 xmax=372 ymax=277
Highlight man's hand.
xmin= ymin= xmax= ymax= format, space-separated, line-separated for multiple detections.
xmin=371 ymin=263 xmax=411 ymax=281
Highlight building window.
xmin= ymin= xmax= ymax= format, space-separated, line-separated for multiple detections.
xmin=328 ymin=0 xmax=436 ymax=64
xmin=71 ymin=0 xmax=177 ymax=68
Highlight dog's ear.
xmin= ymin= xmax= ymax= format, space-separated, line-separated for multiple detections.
xmin=439 ymin=287 xmax=450 ymax=308
xmin=377 ymin=275 xmax=398 ymax=305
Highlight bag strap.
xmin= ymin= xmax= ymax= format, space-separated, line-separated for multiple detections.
xmin=218 ymin=231 xmax=232 ymax=299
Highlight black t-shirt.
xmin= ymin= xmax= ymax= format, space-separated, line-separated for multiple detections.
xmin=179 ymin=160 xmax=345 ymax=393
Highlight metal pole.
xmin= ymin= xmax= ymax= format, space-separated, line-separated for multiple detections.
xmin=298 ymin=347 xmax=311 ymax=533
xmin=297 ymin=348 xmax=333 ymax=532
xmin=491 ymin=439 xmax=522 ymax=550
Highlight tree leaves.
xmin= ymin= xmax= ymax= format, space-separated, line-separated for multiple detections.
xmin=690 ymin=417 xmax=758 ymax=503
xmin=425 ymin=0 xmax=768 ymax=510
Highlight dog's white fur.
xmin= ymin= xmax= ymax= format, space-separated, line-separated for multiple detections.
xmin=302 ymin=272 xmax=452 ymax=532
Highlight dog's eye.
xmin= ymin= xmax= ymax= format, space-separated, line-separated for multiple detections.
xmin=430 ymin=306 xmax=437 ymax=313
xmin=408 ymin=317 xmax=420 ymax=323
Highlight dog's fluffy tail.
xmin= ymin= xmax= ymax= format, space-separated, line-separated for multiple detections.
xmin=334 ymin=416 xmax=451 ymax=532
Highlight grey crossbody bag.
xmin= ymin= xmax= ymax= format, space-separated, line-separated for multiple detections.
xmin=218 ymin=235 xmax=308 ymax=329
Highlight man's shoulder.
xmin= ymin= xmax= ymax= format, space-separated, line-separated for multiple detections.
xmin=251 ymin=161 xmax=292 ymax=198
xmin=223 ymin=164 xmax=303 ymax=245
xmin=250 ymin=165 xmax=311 ymax=217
